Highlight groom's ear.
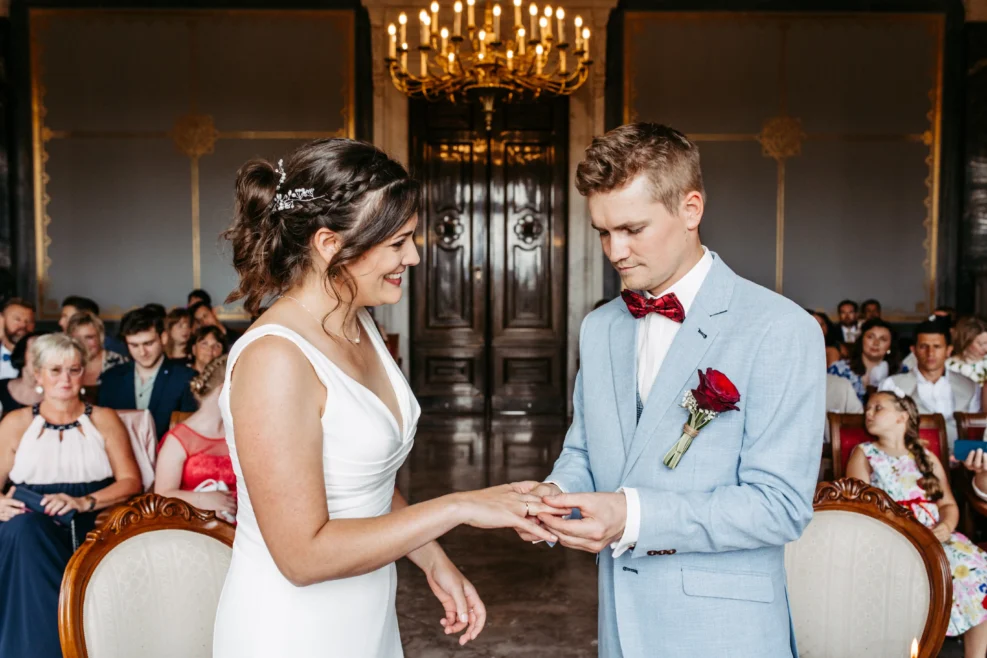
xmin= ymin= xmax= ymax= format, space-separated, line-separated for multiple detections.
xmin=680 ymin=190 xmax=703 ymax=230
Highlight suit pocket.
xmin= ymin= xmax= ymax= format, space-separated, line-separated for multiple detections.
xmin=681 ymin=567 xmax=775 ymax=603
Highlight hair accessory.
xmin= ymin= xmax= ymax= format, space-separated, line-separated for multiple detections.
xmin=275 ymin=159 xmax=287 ymax=191
xmin=271 ymin=159 xmax=325 ymax=212
xmin=888 ymin=384 xmax=907 ymax=399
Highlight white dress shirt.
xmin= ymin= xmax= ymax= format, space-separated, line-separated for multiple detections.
xmin=0 ymin=344 xmax=19 ymax=380
xmin=841 ymin=324 xmax=860 ymax=344
xmin=879 ymin=370 xmax=982 ymax=415
xmin=611 ymin=247 xmax=714 ymax=557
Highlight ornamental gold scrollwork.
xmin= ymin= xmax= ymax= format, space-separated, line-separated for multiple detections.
xmin=757 ymin=116 xmax=806 ymax=161
xmin=171 ymin=113 xmax=219 ymax=158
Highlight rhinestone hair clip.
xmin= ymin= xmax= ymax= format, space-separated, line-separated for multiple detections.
xmin=272 ymin=159 xmax=325 ymax=212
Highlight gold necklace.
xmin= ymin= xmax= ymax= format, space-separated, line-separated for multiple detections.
xmin=281 ymin=295 xmax=361 ymax=344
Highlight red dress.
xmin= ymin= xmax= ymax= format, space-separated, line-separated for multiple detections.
xmin=159 ymin=423 xmax=236 ymax=496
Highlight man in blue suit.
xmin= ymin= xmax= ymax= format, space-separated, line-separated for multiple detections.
xmin=99 ymin=307 xmax=198 ymax=442
xmin=520 ymin=124 xmax=825 ymax=657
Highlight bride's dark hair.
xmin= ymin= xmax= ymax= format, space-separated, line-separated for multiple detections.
xmin=224 ymin=138 xmax=420 ymax=324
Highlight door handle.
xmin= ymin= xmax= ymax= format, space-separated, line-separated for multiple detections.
xmin=474 ymin=267 xmax=482 ymax=281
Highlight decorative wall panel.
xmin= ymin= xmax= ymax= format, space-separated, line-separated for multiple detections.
xmin=625 ymin=13 xmax=942 ymax=319
xmin=30 ymin=9 xmax=355 ymax=319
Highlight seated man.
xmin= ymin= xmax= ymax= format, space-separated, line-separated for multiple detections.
xmin=189 ymin=300 xmax=241 ymax=344
xmin=0 ymin=299 xmax=36 ymax=380
xmin=99 ymin=307 xmax=198 ymax=442
xmin=880 ymin=316 xmax=979 ymax=449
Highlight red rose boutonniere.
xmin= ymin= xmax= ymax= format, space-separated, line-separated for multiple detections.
xmin=662 ymin=368 xmax=741 ymax=469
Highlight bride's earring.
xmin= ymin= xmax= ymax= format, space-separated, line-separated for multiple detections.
xmin=35 ymin=385 xmax=43 ymax=395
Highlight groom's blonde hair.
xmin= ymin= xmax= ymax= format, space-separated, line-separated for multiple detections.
xmin=575 ymin=123 xmax=705 ymax=214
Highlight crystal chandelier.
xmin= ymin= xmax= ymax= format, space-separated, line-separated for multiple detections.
xmin=384 ymin=0 xmax=592 ymax=130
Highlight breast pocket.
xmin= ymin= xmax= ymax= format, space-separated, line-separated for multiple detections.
xmin=681 ymin=567 xmax=774 ymax=603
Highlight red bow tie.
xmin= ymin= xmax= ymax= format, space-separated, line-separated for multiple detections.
xmin=621 ymin=290 xmax=686 ymax=323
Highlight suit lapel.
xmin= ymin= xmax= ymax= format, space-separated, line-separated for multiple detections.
xmin=121 ymin=362 xmax=138 ymax=409
xmin=609 ymin=308 xmax=637 ymax=455
xmin=619 ymin=255 xmax=735 ymax=481
xmin=148 ymin=361 xmax=170 ymax=412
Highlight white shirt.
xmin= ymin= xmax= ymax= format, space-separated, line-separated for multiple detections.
xmin=0 ymin=344 xmax=19 ymax=380
xmin=841 ymin=324 xmax=860 ymax=344
xmin=879 ymin=370 xmax=981 ymax=415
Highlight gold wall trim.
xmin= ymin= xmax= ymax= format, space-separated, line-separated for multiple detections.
xmin=29 ymin=8 xmax=357 ymax=320
xmin=624 ymin=11 xmax=945 ymax=309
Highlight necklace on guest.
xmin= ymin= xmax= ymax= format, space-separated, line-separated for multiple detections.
xmin=281 ymin=295 xmax=361 ymax=344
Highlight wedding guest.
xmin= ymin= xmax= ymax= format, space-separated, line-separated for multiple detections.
xmin=827 ymin=318 xmax=901 ymax=401
xmin=847 ymin=391 xmax=987 ymax=658
xmin=99 ymin=307 xmax=198 ymax=442
xmin=143 ymin=303 xmax=167 ymax=324
xmin=837 ymin=299 xmax=860 ymax=343
xmin=0 ymin=333 xmax=141 ymax=658
xmin=0 ymin=299 xmax=35 ymax=380
xmin=807 ymin=309 xmax=842 ymax=366
xmin=187 ymin=325 xmax=227 ymax=374
xmin=187 ymin=288 xmax=212 ymax=308
xmin=163 ymin=308 xmax=192 ymax=360
xmin=154 ymin=355 xmax=235 ymax=521
xmin=946 ymin=316 xmax=987 ymax=385
xmin=189 ymin=300 xmax=242 ymax=344
xmin=58 ymin=295 xmax=99 ymax=332
xmin=66 ymin=311 xmax=128 ymax=387
xmin=902 ymin=310 xmax=956 ymax=375
xmin=880 ymin=317 xmax=978 ymax=448
xmin=860 ymin=298 xmax=882 ymax=321
xmin=0 ymin=332 xmax=47 ymax=417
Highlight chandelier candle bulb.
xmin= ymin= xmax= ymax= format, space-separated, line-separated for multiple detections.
xmin=441 ymin=27 xmax=449 ymax=54
xmin=431 ymin=1 xmax=440 ymax=34
xmin=388 ymin=24 xmax=397 ymax=58
xmin=556 ymin=7 xmax=564 ymax=43
xmin=559 ymin=49 xmax=565 ymax=73
xmin=399 ymin=12 xmax=408 ymax=43
xmin=479 ymin=29 xmax=486 ymax=55
xmin=535 ymin=43 xmax=544 ymax=73
xmin=401 ymin=42 xmax=408 ymax=70
xmin=419 ymin=10 xmax=429 ymax=43
xmin=421 ymin=51 xmax=428 ymax=75
xmin=467 ymin=0 xmax=475 ymax=29
xmin=582 ymin=27 xmax=590 ymax=59
xmin=539 ymin=16 xmax=548 ymax=42
xmin=507 ymin=49 xmax=514 ymax=69
xmin=543 ymin=5 xmax=553 ymax=38
xmin=517 ymin=26 xmax=526 ymax=53
xmin=573 ymin=14 xmax=582 ymax=48
xmin=514 ymin=0 xmax=522 ymax=29
xmin=454 ymin=2 xmax=462 ymax=35
xmin=447 ymin=51 xmax=455 ymax=72
xmin=529 ymin=3 xmax=537 ymax=36
xmin=493 ymin=4 xmax=501 ymax=41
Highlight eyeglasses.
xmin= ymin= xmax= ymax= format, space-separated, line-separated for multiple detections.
xmin=44 ymin=365 xmax=85 ymax=378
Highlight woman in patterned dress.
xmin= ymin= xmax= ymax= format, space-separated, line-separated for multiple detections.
xmin=847 ymin=391 xmax=987 ymax=657
xmin=827 ymin=318 xmax=902 ymax=402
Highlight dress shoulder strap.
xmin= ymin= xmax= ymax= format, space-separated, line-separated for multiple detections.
xmin=225 ymin=323 xmax=333 ymax=390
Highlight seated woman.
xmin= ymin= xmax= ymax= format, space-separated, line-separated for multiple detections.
xmin=66 ymin=310 xmax=128 ymax=388
xmin=186 ymin=325 xmax=227 ymax=374
xmin=847 ymin=391 xmax=987 ymax=658
xmin=827 ymin=318 xmax=901 ymax=401
xmin=154 ymin=355 xmax=235 ymax=522
xmin=0 ymin=333 xmax=141 ymax=658
xmin=947 ymin=316 xmax=987 ymax=387
xmin=0 ymin=332 xmax=47 ymax=418
xmin=163 ymin=307 xmax=192 ymax=361
xmin=807 ymin=309 xmax=843 ymax=367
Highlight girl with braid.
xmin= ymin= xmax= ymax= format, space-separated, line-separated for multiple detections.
xmin=847 ymin=391 xmax=987 ymax=656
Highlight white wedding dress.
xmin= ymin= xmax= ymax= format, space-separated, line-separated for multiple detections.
xmin=213 ymin=310 xmax=419 ymax=657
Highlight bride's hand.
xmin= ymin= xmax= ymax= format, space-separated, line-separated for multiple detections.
xmin=425 ymin=557 xmax=486 ymax=645
xmin=454 ymin=483 xmax=562 ymax=543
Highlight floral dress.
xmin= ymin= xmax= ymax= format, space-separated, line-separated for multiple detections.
xmin=861 ymin=442 xmax=987 ymax=635
xmin=947 ymin=356 xmax=987 ymax=386
xmin=828 ymin=359 xmax=865 ymax=402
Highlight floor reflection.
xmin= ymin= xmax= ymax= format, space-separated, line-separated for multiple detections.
xmin=397 ymin=415 xmax=599 ymax=657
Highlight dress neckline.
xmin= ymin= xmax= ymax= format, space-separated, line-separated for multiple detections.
xmin=32 ymin=403 xmax=92 ymax=431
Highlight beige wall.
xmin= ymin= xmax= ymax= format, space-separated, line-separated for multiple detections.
xmin=28 ymin=9 xmax=355 ymax=319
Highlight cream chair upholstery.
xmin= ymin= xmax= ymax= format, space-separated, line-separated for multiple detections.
xmin=784 ymin=479 xmax=951 ymax=658
xmin=60 ymin=494 xmax=235 ymax=658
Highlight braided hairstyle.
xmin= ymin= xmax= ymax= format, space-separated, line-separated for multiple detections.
xmin=223 ymin=139 xmax=421 ymax=326
xmin=189 ymin=354 xmax=227 ymax=400
xmin=875 ymin=391 xmax=943 ymax=501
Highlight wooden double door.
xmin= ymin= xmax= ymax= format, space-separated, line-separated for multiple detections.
xmin=410 ymin=98 xmax=568 ymax=417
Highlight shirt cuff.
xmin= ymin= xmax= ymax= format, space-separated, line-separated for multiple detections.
xmin=973 ymin=479 xmax=987 ymax=502
xmin=610 ymin=487 xmax=640 ymax=558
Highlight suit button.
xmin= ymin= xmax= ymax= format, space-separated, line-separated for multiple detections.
xmin=647 ymin=550 xmax=658 ymax=556
xmin=669 ymin=549 xmax=676 ymax=555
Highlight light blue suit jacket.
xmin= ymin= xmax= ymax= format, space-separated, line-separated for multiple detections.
xmin=546 ymin=253 xmax=825 ymax=658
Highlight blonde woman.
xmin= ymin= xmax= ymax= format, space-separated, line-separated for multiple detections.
xmin=66 ymin=311 xmax=128 ymax=387
xmin=947 ymin=316 xmax=987 ymax=385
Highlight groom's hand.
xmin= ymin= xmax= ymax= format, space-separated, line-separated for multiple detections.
xmin=511 ymin=482 xmax=565 ymax=543
xmin=537 ymin=493 xmax=627 ymax=554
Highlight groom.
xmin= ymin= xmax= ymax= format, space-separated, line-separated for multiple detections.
xmin=522 ymin=123 xmax=825 ymax=657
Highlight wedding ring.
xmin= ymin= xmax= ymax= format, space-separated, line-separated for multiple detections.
xmin=524 ymin=502 xmax=530 ymax=516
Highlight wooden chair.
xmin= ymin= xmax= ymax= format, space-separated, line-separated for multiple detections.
xmin=953 ymin=412 xmax=987 ymax=535
xmin=59 ymin=494 xmax=234 ymax=658
xmin=785 ymin=478 xmax=951 ymax=658
xmin=169 ymin=410 xmax=194 ymax=430
xmin=828 ymin=413 xmax=948 ymax=478
xmin=955 ymin=411 xmax=987 ymax=441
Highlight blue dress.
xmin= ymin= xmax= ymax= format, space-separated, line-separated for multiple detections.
xmin=0 ymin=404 xmax=115 ymax=658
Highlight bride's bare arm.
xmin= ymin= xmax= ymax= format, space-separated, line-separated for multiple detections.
xmin=230 ymin=337 xmax=557 ymax=587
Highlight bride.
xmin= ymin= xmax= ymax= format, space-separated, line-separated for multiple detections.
xmin=212 ymin=138 xmax=558 ymax=658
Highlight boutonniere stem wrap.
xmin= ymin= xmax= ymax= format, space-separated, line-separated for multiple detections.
xmin=663 ymin=368 xmax=740 ymax=469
